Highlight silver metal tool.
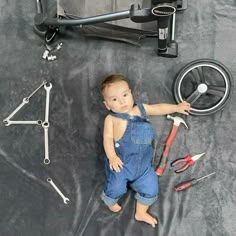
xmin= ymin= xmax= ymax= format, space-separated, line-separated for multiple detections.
xmin=3 ymin=80 xmax=47 ymax=124
xmin=25 ymin=80 xmax=47 ymax=101
xmin=3 ymin=120 xmax=42 ymax=126
xmin=42 ymin=83 xmax=52 ymax=164
xmin=197 ymin=171 xmax=216 ymax=181
xmin=47 ymin=178 xmax=70 ymax=204
xmin=3 ymin=98 xmax=29 ymax=123
xmin=42 ymin=50 xmax=49 ymax=59
xmin=47 ymin=55 xmax=57 ymax=61
xmin=43 ymin=127 xmax=50 ymax=164
xmin=43 ymin=83 xmax=52 ymax=125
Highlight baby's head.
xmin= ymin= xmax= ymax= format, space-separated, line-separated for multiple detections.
xmin=100 ymin=74 xmax=134 ymax=113
xmin=100 ymin=74 xmax=128 ymax=95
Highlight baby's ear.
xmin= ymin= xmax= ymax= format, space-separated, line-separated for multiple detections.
xmin=103 ymin=101 xmax=111 ymax=110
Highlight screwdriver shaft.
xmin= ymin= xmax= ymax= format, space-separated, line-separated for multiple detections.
xmin=196 ymin=171 xmax=216 ymax=182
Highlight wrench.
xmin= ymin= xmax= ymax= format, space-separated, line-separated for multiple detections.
xmin=3 ymin=80 xmax=47 ymax=123
xmin=3 ymin=120 xmax=42 ymax=126
xmin=47 ymin=178 xmax=70 ymax=204
xmin=3 ymin=98 xmax=29 ymax=123
xmin=42 ymin=83 xmax=52 ymax=164
xmin=26 ymin=80 xmax=47 ymax=101
xmin=43 ymin=126 xmax=50 ymax=164
xmin=43 ymin=83 xmax=52 ymax=124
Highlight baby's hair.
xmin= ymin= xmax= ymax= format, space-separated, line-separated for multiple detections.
xmin=100 ymin=74 xmax=129 ymax=95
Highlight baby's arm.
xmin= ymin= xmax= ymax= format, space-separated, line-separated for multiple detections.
xmin=103 ymin=115 xmax=123 ymax=172
xmin=144 ymin=101 xmax=191 ymax=116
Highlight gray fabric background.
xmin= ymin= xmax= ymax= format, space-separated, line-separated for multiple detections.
xmin=0 ymin=0 xmax=236 ymax=236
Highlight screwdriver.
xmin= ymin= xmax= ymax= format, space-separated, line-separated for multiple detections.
xmin=174 ymin=171 xmax=216 ymax=192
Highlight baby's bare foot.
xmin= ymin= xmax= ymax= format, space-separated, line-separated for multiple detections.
xmin=135 ymin=212 xmax=158 ymax=227
xmin=109 ymin=203 xmax=121 ymax=212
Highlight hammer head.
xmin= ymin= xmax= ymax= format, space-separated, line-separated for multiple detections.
xmin=167 ymin=114 xmax=188 ymax=128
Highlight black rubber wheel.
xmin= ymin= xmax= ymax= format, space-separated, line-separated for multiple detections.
xmin=173 ymin=59 xmax=234 ymax=116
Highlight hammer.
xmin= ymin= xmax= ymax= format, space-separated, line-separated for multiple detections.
xmin=155 ymin=114 xmax=188 ymax=176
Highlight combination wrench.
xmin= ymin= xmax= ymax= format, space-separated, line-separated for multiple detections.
xmin=3 ymin=120 xmax=42 ymax=126
xmin=47 ymin=178 xmax=70 ymax=204
xmin=3 ymin=80 xmax=47 ymax=125
xmin=42 ymin=83 xmax=52 ymax=164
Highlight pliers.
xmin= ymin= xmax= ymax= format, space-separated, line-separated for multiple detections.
xmin=171 ymin=152 xmax=205 ymax=173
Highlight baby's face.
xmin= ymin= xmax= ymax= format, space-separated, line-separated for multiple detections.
xmin=103 ymin=81 xmax=134 ymax=113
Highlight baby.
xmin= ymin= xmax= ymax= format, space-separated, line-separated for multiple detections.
xmin=100 ymin=74 xmax=190 ymax=227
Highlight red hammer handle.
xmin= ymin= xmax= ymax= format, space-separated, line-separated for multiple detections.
xmin=165 ymin=125 xmax=178 ymax=146
xmin=155 ymin=125 xmax=178 ymax=176
xmin=155 ymin=153 xmax=168 ymax=176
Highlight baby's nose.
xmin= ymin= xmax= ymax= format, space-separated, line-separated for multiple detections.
xmin=119 ymin=98 xmax=125 ymax=104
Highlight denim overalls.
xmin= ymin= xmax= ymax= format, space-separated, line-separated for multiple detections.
xmin=101 ymin=103 xmax=158 ymax=207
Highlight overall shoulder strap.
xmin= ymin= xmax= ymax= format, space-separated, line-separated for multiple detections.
xmin=136 ymin=103 xmax=148 ymax=119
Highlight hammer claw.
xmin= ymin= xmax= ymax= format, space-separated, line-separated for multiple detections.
xmin=167 ymin=114 xmax=188 ymax=129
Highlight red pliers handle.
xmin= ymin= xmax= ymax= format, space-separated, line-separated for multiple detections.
xmin=171 ymin=155 xmax=194 ymax=173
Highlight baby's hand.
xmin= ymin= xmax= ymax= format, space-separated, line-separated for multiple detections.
xmin=177 ymin=101 xmax=191 ymax=115
xmin=108 ymin=155 xmax=124 ymax=172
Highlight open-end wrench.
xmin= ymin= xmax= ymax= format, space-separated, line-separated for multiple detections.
xmin=3 ymin=80 xmax=47 ymax=123
xmin=3 ymin=120 xmax=42 ymax=126
xmin=47 ymin=178 xmax=70 ymax=204
xmin=42 ymin=83 xmax=52 ymax=164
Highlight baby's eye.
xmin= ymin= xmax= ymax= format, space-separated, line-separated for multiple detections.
xmin=112 ymin=98 xmax=117 ymax=102
xmin=123 ymin=93 xmax=128 ymax=97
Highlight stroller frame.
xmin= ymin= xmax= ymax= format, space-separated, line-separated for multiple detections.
xmin=34 ymin=0 xmax=187 ymax=57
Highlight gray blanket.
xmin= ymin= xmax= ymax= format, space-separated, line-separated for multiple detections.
xmin=0 ymin=0 xmax=236 ymax=236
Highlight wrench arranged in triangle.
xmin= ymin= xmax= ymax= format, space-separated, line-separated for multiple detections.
xmin=3 ymin=80 xmax=52 ymax=164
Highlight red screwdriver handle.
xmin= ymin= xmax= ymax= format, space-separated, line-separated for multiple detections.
xmin=174 ymin=180 xmax=193 ymax=192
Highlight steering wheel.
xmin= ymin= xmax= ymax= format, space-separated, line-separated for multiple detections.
xmin=173 ymin=59 xmax=233 ymax=116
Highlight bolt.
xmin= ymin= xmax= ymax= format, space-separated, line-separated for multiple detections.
xmin=42 ymin=50 xmax=49 ymax=59
xmin=47 ymin=55 xmax=57 ymax=61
